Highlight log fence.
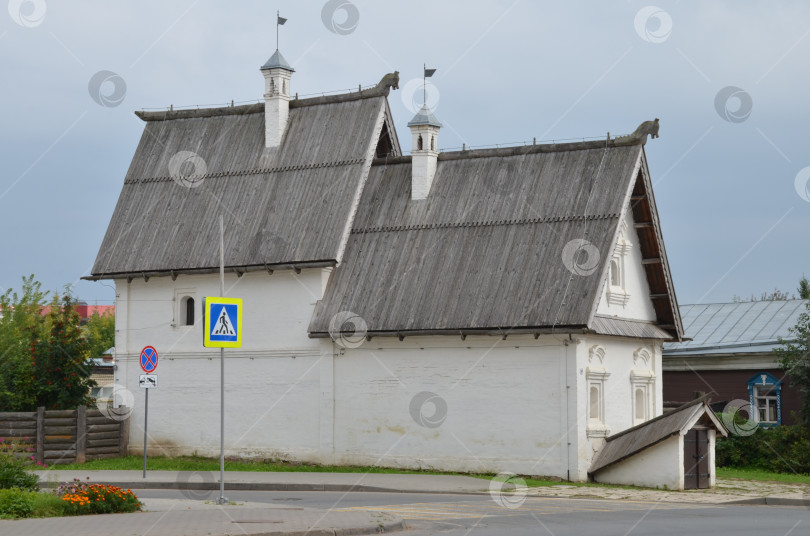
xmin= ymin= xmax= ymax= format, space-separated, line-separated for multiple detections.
xmin=0 ymin=406 xmax=128 ymax=465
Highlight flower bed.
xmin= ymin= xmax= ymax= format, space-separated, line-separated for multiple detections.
xmin=0 ymin=478 xmax=142 ymax=519
xmin=56 ymin=479 xmax=142 ymax=515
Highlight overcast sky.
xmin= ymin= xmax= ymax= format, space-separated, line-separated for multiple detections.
xmin=1 ymin=0 xmax=808 ymax=307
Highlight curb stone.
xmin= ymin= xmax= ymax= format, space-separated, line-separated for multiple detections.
xmin=722 ymin=497 xmax=810 ymax=507
xmin=38 ymin=479 xmax=492 ymax=496
xmin=245 ymin=518 xmax=406 ymax=536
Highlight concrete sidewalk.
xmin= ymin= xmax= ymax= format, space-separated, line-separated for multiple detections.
xmin=0 ymin=502 xmax=405 ymax=536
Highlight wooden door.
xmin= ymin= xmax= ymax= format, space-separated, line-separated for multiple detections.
xmin=683 ymin=429 xmax=710 ymax=489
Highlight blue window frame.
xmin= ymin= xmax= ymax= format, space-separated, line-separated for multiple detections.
xmin=747 ymin=372 xmax=782 ymax=426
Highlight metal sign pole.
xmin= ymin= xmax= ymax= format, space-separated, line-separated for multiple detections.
xmin=218 ymin=214 xmax=227 ymax=504
xmin=142 ymin=388 xmax=148 ymax=478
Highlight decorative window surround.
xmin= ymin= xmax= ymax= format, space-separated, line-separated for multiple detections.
xmin=631 ymin=347 xmax=655 ymax=425
xmin=606 ymin=220 xmax=631 ymax=306
xmin=587 ymin=345 xmax=611 ymax=438
xmin=747 ymin=372 xmax=782 ymax=426
xmin=633 ymin=348 xmax=652 ymax=368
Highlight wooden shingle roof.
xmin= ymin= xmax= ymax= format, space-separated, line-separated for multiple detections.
xmin=88 ymin=77 xmax=681 ymax=339
xmin=309 ymin=141 xmax=682 ymax=338
xmin=89 ymin=94 xmax=391 ymax=278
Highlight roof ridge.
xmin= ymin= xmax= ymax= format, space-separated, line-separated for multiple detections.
xmin=351 ymin=214 xmax=619 ymax=234
xmin=135 ymin=91 xmax=387 ymax=122
xmin=371 ymin=139 xmax=643 ymax=165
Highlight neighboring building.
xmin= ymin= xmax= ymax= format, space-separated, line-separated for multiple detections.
xmin=75 ymin=303 xmax=115 ymax=322
xmin=663 ymin=300 xmax=808 ymax=426
xmin=86 ymin=47 xmax=688 ymax=482
xmin=2 ymin=302 xmax=115 ymax=322
xmin=89 ymin=346 xmax=115 ymax=401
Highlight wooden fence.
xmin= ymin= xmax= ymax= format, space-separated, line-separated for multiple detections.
xmin=0 ymin=406 xmax=129 ymax=465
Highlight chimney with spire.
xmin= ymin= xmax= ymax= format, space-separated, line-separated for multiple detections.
xmin=261 ymin=14 xmax=293 ymax=148
xmin=408 ymin=66 xmax=440 ymax=200
xmin=408 ymin=104 xmax=441 ymax=200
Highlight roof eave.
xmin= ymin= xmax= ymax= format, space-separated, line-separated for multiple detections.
xmin=308 ymin=325 xmax=591 ymax=340
xmin=85 ymin=260 xmax=337 ymax=281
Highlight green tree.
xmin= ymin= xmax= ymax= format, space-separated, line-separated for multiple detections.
xmin=0 ymin=275 xmax=50 ymax=411
xmin=83 ymin=312 xmax=115 ymax=361
xmin=32 ymin=293 xmax=95 ymax=410
xmin=798 ymin=275 xmax=810 ymax=300
xmin=0 ymin=276 xmax=95 ymax=411
xmin=775 ymin=301 xmax=810 ymax=427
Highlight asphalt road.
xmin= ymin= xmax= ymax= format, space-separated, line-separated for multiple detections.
xmin=134 ymin=489 xmax=810 ymax=535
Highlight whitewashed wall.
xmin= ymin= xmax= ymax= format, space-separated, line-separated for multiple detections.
xmin=570 ymin=335 xmax=663 ymax=479
xmin=115 ymin=269 xmax=325 ymax=458
xmin=331 ymin=335 xmax=569 ymax=476
xmin=113 ymin=265 xmax=664 ymax=481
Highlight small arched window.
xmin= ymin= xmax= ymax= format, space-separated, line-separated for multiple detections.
xmin=181 ymin=296 xmax=195 ymax=326
xmin=417 ymin=134 xmax=423 ymax=150
xmin=431 ymin=135 xmax=435 ymax=151
xmin=282 ymin=80 xmax=286 ymax=94
xmin=610 ymin=259 xmax=620 ymax=286
xmin=269 ymin=78 xmax=275 ymax=94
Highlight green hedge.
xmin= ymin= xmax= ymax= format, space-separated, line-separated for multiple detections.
xmin=716 ymin=424 xmax=810 ymax=474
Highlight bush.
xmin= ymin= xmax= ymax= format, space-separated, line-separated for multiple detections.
xmin=0 ymin=489 xmax=35 ymax=519
xmin=716 ymin=424 xmax=810 ymax=474
xmin=0 ymin=438 xmax=40 ymax=491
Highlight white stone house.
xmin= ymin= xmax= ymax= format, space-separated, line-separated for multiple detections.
xmin=87 ymin=48 xmax=696 ymax=483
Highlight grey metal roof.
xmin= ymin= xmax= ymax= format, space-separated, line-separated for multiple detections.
xmin=90 ymin=95 xmax=387 ymax=277
xmin=589 ymin=396 xmax=726 ymax=474
xmin=407 ymin=105 xmax=441 ymax=128
xmin=309 ymin=143 xmax=668 ymax=334
xmin=261 ymin=49 xmax=294 ymax=71
xmin=664 ymin=300 xmax=808 ymax=355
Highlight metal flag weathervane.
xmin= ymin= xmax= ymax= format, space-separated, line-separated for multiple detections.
xmin=423 ymin=64 xmax=436 ymax=106
xmin=276 ymin=11 xmax=287 ymax=50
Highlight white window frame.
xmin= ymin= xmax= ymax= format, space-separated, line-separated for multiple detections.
xmin=753 ymin=384 xmax=778 ymax=424
xmin=174 ymin=288 xmax=197 ymax=329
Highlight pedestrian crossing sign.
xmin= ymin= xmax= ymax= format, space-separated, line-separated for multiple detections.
xmin=203 ymin=297 xmax=243 ymax=348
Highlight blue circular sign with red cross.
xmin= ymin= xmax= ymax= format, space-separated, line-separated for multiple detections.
xmin=140 ymin=346 xmax=158 ymax=373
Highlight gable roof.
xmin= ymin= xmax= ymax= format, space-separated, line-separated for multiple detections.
xmin=86 ymin=68 xmax=681 ymax=340
xmin=664 ymin=300 xmax=809 ymax=356
xmin=88 ymin=93 xmax=394 ymax=279
xmin=309 ymin=140 xmax=683 ymax=339
xmin=589 ymin=396 xmax=727 ymax=474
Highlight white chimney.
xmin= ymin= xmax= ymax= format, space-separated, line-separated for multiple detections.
xmin=407 ymin=105 xmax=442 ymax=200
xmin=260 ymin=49 xmax=294 ymax=148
